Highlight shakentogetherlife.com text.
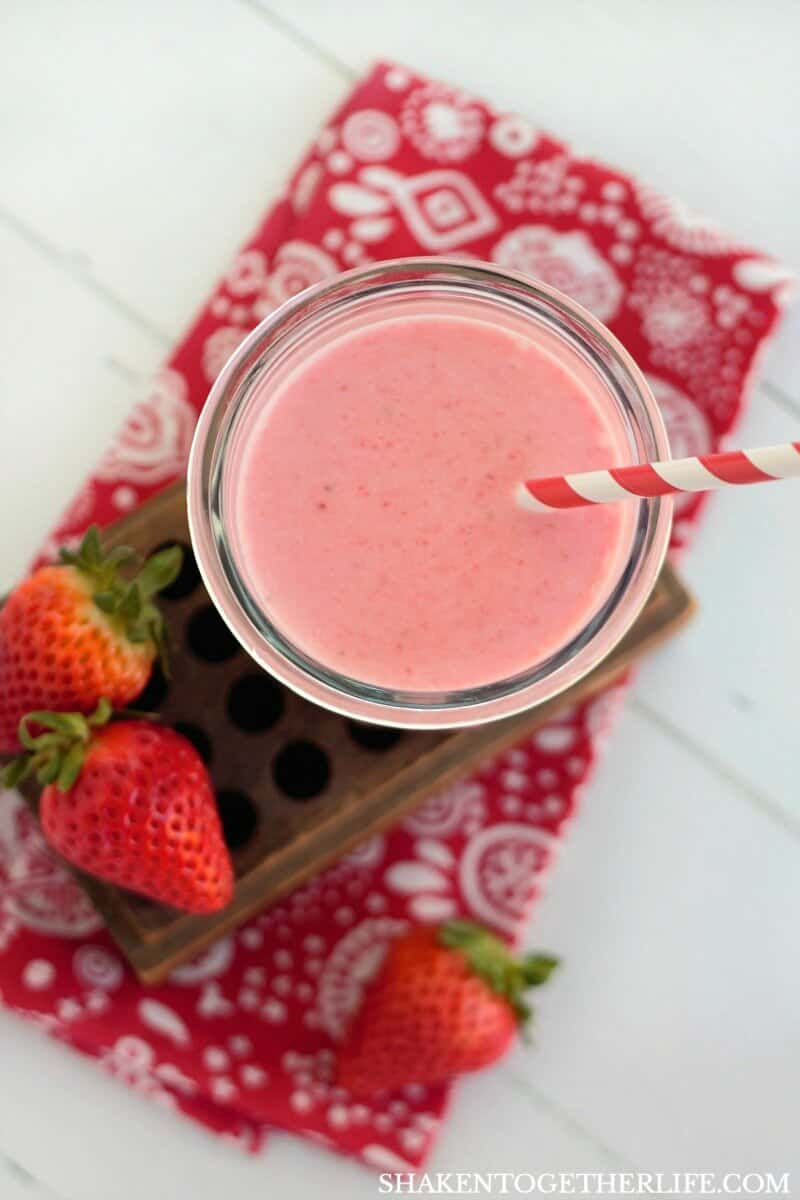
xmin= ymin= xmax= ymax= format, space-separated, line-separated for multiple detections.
xmin=377 ymin=1173 xmax=791 ymax=1197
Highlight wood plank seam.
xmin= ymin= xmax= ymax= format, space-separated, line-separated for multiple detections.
xmin=0 ymin=205 xmax=172 ymax=349
xmin=631 ymin=697 xmax=800 ymax=842
xmin=237 ymin=0 xmax=358 ymax=80
xmin=500 ymin=1065 xmax=636 ymax=1170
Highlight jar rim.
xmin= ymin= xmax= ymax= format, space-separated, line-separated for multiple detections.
xmin=187 ymin=257 xmax=672 ymax=728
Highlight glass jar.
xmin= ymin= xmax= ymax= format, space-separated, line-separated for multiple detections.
xmin=188 ymin=258 xmax=672 ymax=728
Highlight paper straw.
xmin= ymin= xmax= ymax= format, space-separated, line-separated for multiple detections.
xmin=518 ymin=442 xmax=800 ymax=511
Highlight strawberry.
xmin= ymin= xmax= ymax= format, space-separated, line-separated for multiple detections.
xmin=336 ymin=921 xmax=558 ymax=1097
xmin=0 ymin=526 xmax=182 ymax=753
xmin=3 ymin=701 xmax=234 ymax=913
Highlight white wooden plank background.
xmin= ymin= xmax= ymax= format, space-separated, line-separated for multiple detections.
xmin=1 ymin=3 xmax=799 ymax=1196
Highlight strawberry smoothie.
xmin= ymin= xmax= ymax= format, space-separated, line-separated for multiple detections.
xmin=230 ymin=313 xmax=636 ymax=693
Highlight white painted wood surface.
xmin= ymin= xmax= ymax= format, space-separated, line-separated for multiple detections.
xmin=1 ymin=3 xmax=798 ymax=1195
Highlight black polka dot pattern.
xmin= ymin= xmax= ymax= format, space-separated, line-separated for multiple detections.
xmin=227 ymin=675 xmax=285 ymax=732
xmin=272 ymin=740 xmax=331 ymax=800
xmin=187 ymin=605 xmax=240 ymax=663
xmin=347 ymin=720 xmax=404 ymax=752
xmin=217 ymin=789 xmax=259 ymax=850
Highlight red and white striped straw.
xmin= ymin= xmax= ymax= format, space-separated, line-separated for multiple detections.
xmin=518 ymin=442 xmax=800 ymax=511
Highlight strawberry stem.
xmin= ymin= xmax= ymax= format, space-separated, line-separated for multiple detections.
xmin=58 ymin=742 xmax=87 ymax=791
xmin=1 ymin=698 xmax=112 ymax=793
xmin=88 ymin=697 xmax=113 ymax=726
xmin=438 ymin=919 xmax=559 ymax=1026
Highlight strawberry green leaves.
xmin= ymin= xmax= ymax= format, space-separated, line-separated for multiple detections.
xmin=2 ymin=698 xmax=113 ymax=792
xmin=61 ymin=527 xmax=181 ymax=671
xmin=438 ymin=919 xmax=558 ymax=1025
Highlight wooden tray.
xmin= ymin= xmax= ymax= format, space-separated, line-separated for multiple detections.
xmin=19 ymin=483 xmax=694 ymax=982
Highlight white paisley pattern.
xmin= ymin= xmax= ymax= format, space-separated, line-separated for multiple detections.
xmin=635 ymin=184 xmax=744 ymax=256
xmin=459 ymin=825 xmax=552 ymax=934
xmin=532 ymin=717 xmax=579 ymax=755
xmin=73 ymin=945 xmax=124 ymax=991
xmin=400 ymin=83 xmax=485 ymax=162
xmin=100 ymin=1036 xmax=189 ymax=1109
xmin=495 ymin=155 xmax=585 ymax=216
xmin=225 ymin=249 xmax=269 ymax=296
xmin=168 ymin=936 xmax=236 ymax=986
xmin=403 ymin=780 xmax=487 ymax=838
xmin=357 ymin=166 xmax=497 ymax=251
xmin=96 ymin=368 xmax=195 ymax=486
xmin=384 ymin=840 xmax=461 ymax=924
xmin=0 ymin=793 xmax=101 ymax=948
xmin=489 ymin=114 xmax=540 ymax=159
xmin=584 ymin=687 xmax=628 ymax=749
xmin=315 ymin=918 xmax=408 ymax=1040
xmin=201 ymin=325 xmax=248 ymax=383
xmin=340 ymin=835 xmax=387 ymax=872
xmin=265 ymin=240 xmax=339 ymax=307
xmin=492 ymin=225 xmax=623 ymax=321
xmin=292 ymin=161 xmax=325 ymax=214
xmin=637 ymin=287 xmax=710 ymax=350
xmin=732 ymin=257 xmax=796 ymax=302
xmin=341 ymin=109 xmax=401 ymax=162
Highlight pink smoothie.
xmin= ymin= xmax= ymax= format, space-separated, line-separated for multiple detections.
xmin=232 ymin=314 xmax=635 ymax=692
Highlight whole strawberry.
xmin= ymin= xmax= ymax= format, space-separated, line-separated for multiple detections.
xmin=336 ymin=921 xmax=558 ymax=1097
xmin=3 ymin=701 xmax=234 ymax=913
xmin=0 ymin=526 xmax=181 ymax=753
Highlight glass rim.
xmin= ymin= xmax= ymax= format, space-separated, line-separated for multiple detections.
xmin=187 ymin=257 xmax=673 ymax=729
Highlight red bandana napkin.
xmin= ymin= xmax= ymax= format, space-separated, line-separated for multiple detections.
xmin=0 ymin=62 xmax=790 ymax=1170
